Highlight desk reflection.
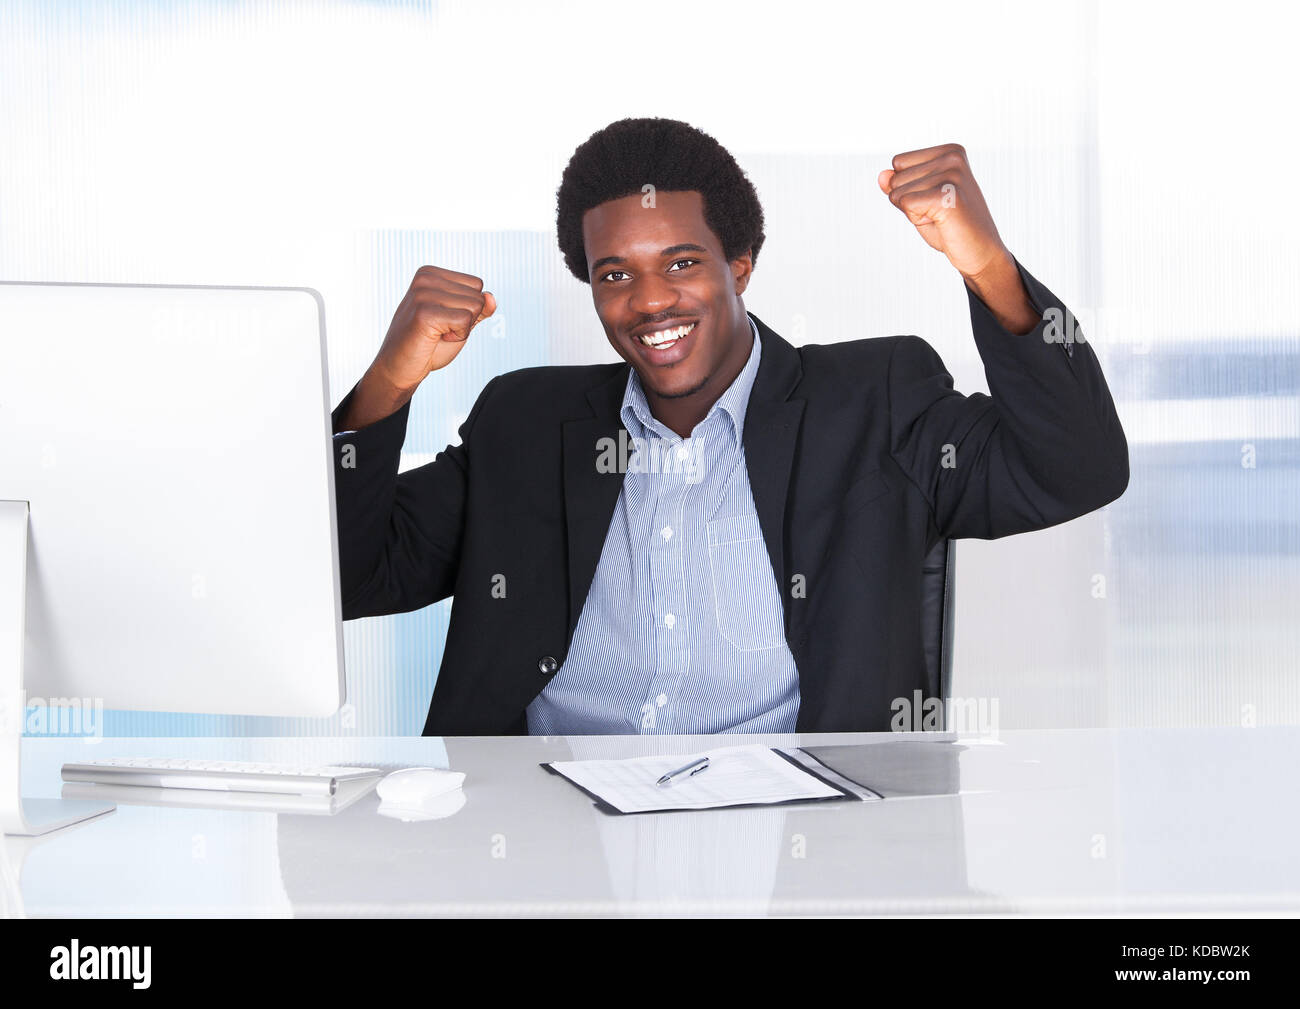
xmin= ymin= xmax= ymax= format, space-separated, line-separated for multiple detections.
xmin=273 ymin=736 xmax=984 ymax=916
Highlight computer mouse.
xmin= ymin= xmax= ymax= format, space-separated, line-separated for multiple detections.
xmin=376 ymin=767 xmax=465 ymax=805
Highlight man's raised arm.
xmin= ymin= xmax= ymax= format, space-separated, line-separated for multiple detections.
xmin=877 ymin=143 xmax=1128 ymax=539
xmin=331 ymin=266 xmax=497 ymax=617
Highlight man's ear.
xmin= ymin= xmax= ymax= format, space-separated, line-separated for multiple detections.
xmin=732 ymin=251 xmax=754 ymax=295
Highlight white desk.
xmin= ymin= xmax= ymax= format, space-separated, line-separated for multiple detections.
xmin=8 ymin=728 xmax=1299 ymax=917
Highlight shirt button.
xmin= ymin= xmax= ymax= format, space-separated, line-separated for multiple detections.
xmin=661 ymin=526 xmax=673 ymax=541
xmin=664 ymin=613 xmax=676 ymax=628
xmin=538 ymin=656 xmax=558 ymax=676
xmin=656 ymin=693 xmax=667 ymax=708
xmin=676 ymin=445 xmax=690 ymax=461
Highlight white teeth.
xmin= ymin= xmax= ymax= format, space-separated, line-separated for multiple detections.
xmin=638 ymin=322 xmax=695 ymax=348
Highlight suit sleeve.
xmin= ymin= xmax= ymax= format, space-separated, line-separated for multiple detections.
xmin=330 ymin=375 xmax=499 ymax=618
xmin=887 ymin=258 xmax=1128 ymax=540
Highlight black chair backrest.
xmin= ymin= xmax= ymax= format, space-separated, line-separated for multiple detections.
xmin=919 ymin=538 xmax=956 ymax=702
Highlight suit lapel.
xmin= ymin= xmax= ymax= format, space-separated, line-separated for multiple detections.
xmin=742 ymin=314 xmax=805 ymax=635
xmin=560 ymin=312 xmax=805 ymax=653
xmin=561 ymin=367 xmax=629 ymax=653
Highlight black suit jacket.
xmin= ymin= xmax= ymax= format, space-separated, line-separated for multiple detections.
xmin=331 ymin=260 xmax=1128 ymax=735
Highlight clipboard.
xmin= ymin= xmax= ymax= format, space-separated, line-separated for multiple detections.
xmin=540 ymin=743 xmax=876 ymax=816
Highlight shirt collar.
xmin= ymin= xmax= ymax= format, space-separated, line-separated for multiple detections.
xmin=621 ymin=314 xmax=762 ymax=446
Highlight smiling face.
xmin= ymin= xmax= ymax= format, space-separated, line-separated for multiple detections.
xmin=583 ymin=190 xmax=754 ymax=435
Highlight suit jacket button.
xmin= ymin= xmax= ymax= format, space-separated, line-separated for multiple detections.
xmin=538 ymin=656 xmax=558 ymax=676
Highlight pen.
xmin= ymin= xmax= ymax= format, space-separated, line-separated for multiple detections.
xmin=656 ymin=756 xmax=710 ymax=787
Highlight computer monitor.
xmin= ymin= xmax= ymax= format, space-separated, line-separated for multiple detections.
xmin=0 ymin=281 xmax=345 ymax=835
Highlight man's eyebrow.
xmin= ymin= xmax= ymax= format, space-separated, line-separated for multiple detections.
xmin=589 ymin=243 xmax=709 ymax=275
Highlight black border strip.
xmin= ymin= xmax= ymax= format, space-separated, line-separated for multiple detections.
xmin=794 ymin=747 xmax=887 ymax=800
xmin=769 ymin=747 xmax=866 ymax=799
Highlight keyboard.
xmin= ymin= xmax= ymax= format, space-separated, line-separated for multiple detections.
xmin=61 ymin=758 xmax=383 ymax=796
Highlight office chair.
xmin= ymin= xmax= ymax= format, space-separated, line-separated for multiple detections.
xmin=919 ymin=538 xmax=957 ymax=703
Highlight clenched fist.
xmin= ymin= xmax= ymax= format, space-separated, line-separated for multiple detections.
xmin=878 ymin=143 xmax=1011 ymax=281
xmin=337 ymin=265 xmax=496 ymax=432
xmin=375 ymin=265 xmax=497 ymax=390
xmin=879 ymin=143 xmax=1037 ymax=334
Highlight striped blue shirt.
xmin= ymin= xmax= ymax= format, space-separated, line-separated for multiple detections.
xmin=527 ymin=315 xmax=801 ymax=734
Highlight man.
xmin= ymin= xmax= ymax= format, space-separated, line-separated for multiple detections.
xmin=331 ymin=117 xmax=1128 ymax=736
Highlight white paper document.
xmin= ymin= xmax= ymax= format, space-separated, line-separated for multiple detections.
xmin=544 ymin=743 xmax=856 ymax=814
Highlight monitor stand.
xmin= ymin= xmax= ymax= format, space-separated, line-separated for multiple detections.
xmin=1 ymin=501 xmax=115 ymax=836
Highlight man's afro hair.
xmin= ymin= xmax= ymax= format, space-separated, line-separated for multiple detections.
xmin=555 ymin=117 xmax=766 ymax=284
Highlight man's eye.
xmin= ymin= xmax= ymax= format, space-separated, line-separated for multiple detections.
xmin=600 ymin=260 xmax=696 ymax=283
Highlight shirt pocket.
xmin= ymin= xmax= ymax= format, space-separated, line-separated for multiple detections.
xmin=706 ymin=512 xmax=787 ymax=652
